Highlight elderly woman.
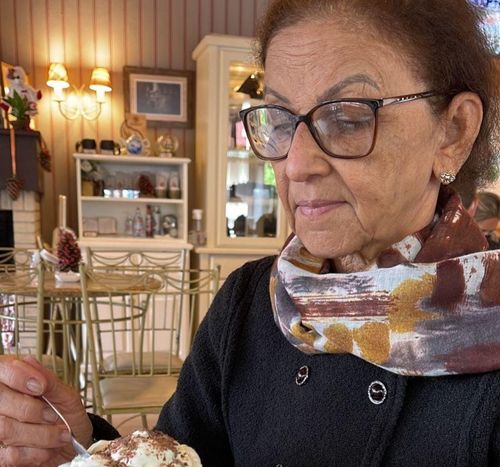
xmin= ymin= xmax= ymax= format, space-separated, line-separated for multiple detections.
xmin=0 ymin=0 xmax=499 ymax=466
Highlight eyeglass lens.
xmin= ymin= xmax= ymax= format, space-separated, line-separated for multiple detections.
xmin=245 ymin=101 xmax=377 ymax=159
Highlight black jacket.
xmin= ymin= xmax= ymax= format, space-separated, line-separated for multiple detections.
xmin=93 ymin=256 xmax=500 ymax=466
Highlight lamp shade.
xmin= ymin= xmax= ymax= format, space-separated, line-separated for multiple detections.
xmin=237 ymin=72 xmax=264 ymax=99
xmin=47 ymin=63 xmax=70 ymax=89
xmin=89 ymin=67 xmax=112 ymax=92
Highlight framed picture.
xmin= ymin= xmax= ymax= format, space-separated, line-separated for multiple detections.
xmin=0 ymin=62 xmax=14 ymax=129
xmin=0 ymin=62 xmax=13 ymax=98
xmin=124 ymin=66 xmax=194 ymax=128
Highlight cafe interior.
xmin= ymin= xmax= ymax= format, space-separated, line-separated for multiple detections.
xmin=0 ymin=0 xmax=282 ymax=433
xmin=0 ymin=0 xmax=499 ymax=436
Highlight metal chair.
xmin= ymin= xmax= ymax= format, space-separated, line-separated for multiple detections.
xmin=0 ymin=262 xmax=79 ymax=383
xmin=0 ymin=247 xmax=34 ymax=267
xmin=80 ymin=265 xmax=220 ymax=428
xmin=80 ymin=248 xmax=189 ymax=398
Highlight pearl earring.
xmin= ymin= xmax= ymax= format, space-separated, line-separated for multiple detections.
xmin=440 ymin=172 xmax=456 ymax=185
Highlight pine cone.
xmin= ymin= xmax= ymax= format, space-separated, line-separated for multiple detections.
xmin=38 ymin=147 xmax=52 ymax=172
xmin=6 ymin=176 xmax=23 ymax=200
xmin=57 ymin=230 xmax=82 ymax=272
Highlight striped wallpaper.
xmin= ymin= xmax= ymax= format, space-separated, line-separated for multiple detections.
xmin=0 ymin=0 xmax=270 ymax=240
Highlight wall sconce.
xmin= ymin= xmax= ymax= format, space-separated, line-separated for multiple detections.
xmin=46 ymin=63 xmax=112 ymax=120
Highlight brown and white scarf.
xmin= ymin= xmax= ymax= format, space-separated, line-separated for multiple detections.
xmin=270 ymin=189 xmax=500 ymax=376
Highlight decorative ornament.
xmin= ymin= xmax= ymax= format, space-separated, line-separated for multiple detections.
xmin=156 ymin=134 xmax=179 ymax=157
xmin=38 ymin=136 xmax=52 ymax=172
xmin=439 ymin=172 xmax=456 ymax=185
xmin=56 ymin=229 xmax=82 ymax=273
xmin=6 ymin=127 xmax=23 ymax=200
xmin=138 ymin=174 xmax=155 ymax=197
xmin=125 ymin=134 xmax=144 ymax=155
xmin=0 ymin=66 xmax=42 ymax=129
xmin=120 ymin=113 xmax=146 ymax=140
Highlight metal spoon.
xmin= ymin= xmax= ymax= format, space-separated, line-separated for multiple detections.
xmin=41 ymin=396 xmax=91 ymax=458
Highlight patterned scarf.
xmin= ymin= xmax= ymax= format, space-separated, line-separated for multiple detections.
xmin=270 ymin=189 xmax=500 ymax=376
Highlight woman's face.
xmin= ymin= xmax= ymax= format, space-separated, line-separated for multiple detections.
xmin=266 ymin=19 xmax=445 ymax=260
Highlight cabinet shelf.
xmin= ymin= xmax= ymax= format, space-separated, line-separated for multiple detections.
xmin=74 ymin=153 xmax=190 ymax=166
xmin=81 ymin=196 xmax=184 ymax=204
xmin=227 ymin=149 xmax=251 ymax=159
xmin=74 ymin=153 xmax=190 ymax=245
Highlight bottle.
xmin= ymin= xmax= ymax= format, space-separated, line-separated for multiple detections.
xmin=153 ymin=206 xmax=162 ymax=236
xmin=168 ymin=173 xmax=181 ymax=199
xmin=145 ymin=205 xmax=154 ymax=238
xmin=125 ymin=215 xmax=134 ymax=236
xmin=189 ymin=209 xmax=207 ymax=246
xmin=132 ymin=207 xmax=145 ymax=237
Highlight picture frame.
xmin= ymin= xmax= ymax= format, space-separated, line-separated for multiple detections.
xmin=0 ymin=62 xmax=14 ymax=129
xmin=123 ymin=66 xmax=194 ymax=128
xmin=0 ymin=61 xmax=13 ymax=98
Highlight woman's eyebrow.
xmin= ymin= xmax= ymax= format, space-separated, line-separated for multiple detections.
xmin=263 ymin=86 xmax=290 ymax=103
xmin=263 ymin=74 xmax=380 ymax=105
xmin=317 ymin=74 xmax=380 ymax=102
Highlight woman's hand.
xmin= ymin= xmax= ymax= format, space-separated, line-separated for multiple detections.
xmin=0 ymin=355 xmax=93 ymax=466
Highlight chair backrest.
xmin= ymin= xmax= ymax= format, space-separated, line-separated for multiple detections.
xmin=0 ymin=259 xmax=86 ymax=388
xmin=0 ymin=247 xmax=35 ymax=268
xmin=85 ymin=248 xmax=187 ymax=271
xmin=0 ymin=262 xmax=44 ymax=359
xmin=79 ymin=265 xmax=220 ymax=406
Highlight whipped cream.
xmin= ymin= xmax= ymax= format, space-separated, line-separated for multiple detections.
xmin=60 ymin=430 xmax=202 ymax=467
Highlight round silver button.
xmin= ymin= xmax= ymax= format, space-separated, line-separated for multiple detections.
xmin=295 ymin=366 xmax=309 ymax=386
xmin=368 ymin=380 xmax=387 ymax=405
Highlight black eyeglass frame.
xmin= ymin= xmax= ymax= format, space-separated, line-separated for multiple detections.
xmin=239 ymin=91 xmax=439 ymax=161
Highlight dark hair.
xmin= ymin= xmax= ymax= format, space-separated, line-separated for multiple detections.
xmin=255 ymin=0 xmax=500 ymax=194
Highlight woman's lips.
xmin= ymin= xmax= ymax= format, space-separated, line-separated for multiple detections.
xmin=296 ymin=201 xmax=346 ymax=218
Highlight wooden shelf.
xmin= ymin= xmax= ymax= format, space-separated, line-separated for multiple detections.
xmin=81 ymin=196 xmax=184 ymax=204
xmin=73 ymin=153 xmax=191 ymax=165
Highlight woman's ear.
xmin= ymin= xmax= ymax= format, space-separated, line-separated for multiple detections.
xmin=432 ymin=92 xmax=483 ymax=178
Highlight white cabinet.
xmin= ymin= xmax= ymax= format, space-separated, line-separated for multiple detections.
xmin=73 ymin=153 xmax=192 ymax=255
xmin=192 ymin=34 xmax=289 ymax=283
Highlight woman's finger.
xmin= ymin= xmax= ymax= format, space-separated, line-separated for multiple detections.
xmin=0 ymin=384 xmax=58 ymax=424
xmin=22 ymin=356 xmax=94 ymax=450
xmin=0 ymin=415 xmax=71 ymax=448
xmin=0 ymin=357 xmax=48 ymax=397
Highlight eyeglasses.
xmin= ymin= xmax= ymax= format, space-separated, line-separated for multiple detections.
xmin=239 ymin=91 xmax=438 ymax=160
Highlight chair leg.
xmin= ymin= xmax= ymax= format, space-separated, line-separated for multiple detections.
xmin=141 ymin=413 xmax=148 ymax=430
xmin=106 ymin=414 xmax=112 ymax=425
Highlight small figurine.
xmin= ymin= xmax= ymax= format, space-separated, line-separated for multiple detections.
xmin=156 ymin=134 xmax=179 ymax=157
xmin=0 ymin=66 xmax=42 ymax=127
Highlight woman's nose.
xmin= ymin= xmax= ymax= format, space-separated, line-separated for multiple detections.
xmin=285 ymin=122 xmax=332 ymax=181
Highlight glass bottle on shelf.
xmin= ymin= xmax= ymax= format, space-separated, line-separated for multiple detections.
xmin=168 ymin=172 xmax=181 ymax=199
xmin=145 ymin=205 xmax=154 ymax=238
xmin=132 ymin=207 xmax=145 ymax=237
xmin=153 ymin=206 xmax=161 ymax=236
xmin=189 ymin=209 xmax=207 ymax=246
xmin=125 ymin=215 xmax=134 ymax=236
